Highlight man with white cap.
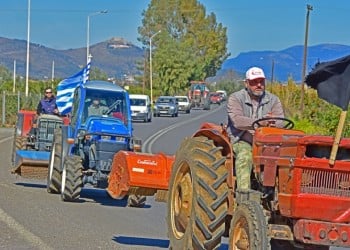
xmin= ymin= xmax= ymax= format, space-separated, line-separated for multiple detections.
xmin=226 ymin=66 xmax=285 ymax=190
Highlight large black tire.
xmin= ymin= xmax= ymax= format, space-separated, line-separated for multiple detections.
xmin=47 ymin=129 xmax=63 ymax=194
xmin=229 ymin=201 xmax=270 ymax=250
xmin=127 ymin=194 xmax=146 ymax=208
xmin=61 ymin=155 xmax=83 ymax=202
xmin=167 ymin=136 xmax=228 ymax=250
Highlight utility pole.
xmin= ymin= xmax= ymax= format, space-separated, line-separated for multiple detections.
xmin=270 ymin=59 xmax=275 ymax=93
xmin=25 ymin=0 xmax=31 ymax=97
xmin=51 ymin=60 xmax=55 ymax=88
xmin=13 ymin=60 xmax=16 ymax=93
xmin=149 ymin=30 xmax=161 ymax=104
xmin=300 ymin=4 xmax=313 ymax=111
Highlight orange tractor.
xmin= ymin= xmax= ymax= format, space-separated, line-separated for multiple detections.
xmin=108 ymin=119 xmax=350 ymax=249
xmin=107 ymin=55 xmax=350 ymax=249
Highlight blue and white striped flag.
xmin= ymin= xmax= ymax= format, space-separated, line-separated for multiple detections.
xmin=56 ymin=59 xmax=91 ymax=115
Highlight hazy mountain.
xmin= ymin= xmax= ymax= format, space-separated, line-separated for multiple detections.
xmin=0 ymin=37 xmax=144 ymax=80
xmin=1 ymin=36 xmax=349 ymax=82
xmin=222 ymin=44 xmax=350 ymax=82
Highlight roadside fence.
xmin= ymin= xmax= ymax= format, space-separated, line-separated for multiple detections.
xmin=1 ymin=91 xmax=41 ymax=127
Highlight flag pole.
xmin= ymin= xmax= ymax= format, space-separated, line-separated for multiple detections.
xmin=329 ymin=110 xmax=347 ymax=165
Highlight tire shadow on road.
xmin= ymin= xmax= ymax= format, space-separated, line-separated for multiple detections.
xmin=13 ymin=183 xmax=152 ymax=208
xmin=113 ymin=235 xmax=169 ymax=248
xmin=113 ymin=235 xmax=229 ymax=249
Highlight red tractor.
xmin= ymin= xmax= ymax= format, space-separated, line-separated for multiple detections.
xmin=188 ymin=81 xmax=211 ymax=110
xmin=106 ymin=55 xmax=350 ymax=249
xmin=108 ymin=119 xmax=350 ymax=249
xmin=11 ymin=110 xmax=69 ymax=178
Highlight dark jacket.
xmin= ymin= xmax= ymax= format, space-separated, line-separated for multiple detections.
xmin=37 ymin=96 xmax=58 ymax=115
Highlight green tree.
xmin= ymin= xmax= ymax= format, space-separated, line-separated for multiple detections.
xmin=89 ymin=67 xmax=108 ymax=81
xmin=0 ymin=65 xmax=12 ymax=83
xmin=138 ymin=0 xmax=229 ymax=95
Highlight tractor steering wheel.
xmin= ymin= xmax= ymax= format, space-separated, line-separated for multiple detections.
xmin=104 ymin=100 xmax=121 ymax=115
xmin=252 ymin=117 xmax=294 ymax=129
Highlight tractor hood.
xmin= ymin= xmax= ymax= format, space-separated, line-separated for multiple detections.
xmin=84 ymin=116 xmax=131 ymax=136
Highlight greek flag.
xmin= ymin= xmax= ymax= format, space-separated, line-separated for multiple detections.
xmin=56 ymin=59 xmax=91 ymax=115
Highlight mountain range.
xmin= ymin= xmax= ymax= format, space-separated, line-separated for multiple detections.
xmin=0 ymin=37 xmax=143 ymax=80
xmin=0 ymin=36 xmax=350 ymax=82
xmin=222 ymin=44 xmax=350 ymax=82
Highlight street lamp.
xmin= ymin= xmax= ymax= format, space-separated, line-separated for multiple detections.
xmin=149 ymin=30 xmax=161 ymax=104
xmin=87 ymin=10 xmax=107 ymax=64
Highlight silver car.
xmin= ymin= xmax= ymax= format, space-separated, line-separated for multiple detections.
xmin=153 ymin=96 xmax=179 ymax=117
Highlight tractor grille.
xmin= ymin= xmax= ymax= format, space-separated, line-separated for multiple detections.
xmin=301 ymin=169 xmax=350 ymax=197
xmin=38 ymin=119 xmax=63 ymax=143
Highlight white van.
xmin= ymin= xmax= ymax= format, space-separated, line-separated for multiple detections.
xmin=129 ymin=94 xmax=152 ymax=122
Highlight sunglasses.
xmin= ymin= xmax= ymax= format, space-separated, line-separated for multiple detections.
xmin=248 ymin=79 xmax=265 ymax=86
xmin=45 ymin=91 xmax=52 ymax=94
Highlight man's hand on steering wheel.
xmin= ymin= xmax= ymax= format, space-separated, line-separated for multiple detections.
xmin=252 ymin=117 xmax=294 ymax=129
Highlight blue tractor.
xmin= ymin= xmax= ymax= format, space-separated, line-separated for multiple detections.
xmin=47 ymin=80 xmax=144 ymax=206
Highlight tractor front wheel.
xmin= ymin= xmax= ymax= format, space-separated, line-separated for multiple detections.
xmin=61 ymin=155 xmax=83 ymax=202
xmin=229 ymin=201 xmax=270 ymax=250
xmin=11 ymin=128 xmax=27 ymax=166
xmin=47 ymin=129 xmax=63 ymax=194
xmin=167 ymin=136 xmax=228 ymax=250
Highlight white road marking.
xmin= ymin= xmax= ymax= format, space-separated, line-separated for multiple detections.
xmin=0 ymin=207 xmax=52 ymax=249
xmin=0 ymin=136 xmax=12 ymax=144
xmin=0 ymin=134 xmax=52 ymax=249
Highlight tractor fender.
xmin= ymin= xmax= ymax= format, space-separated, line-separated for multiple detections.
xmin=192 ymin=123 xmax=232 ymax=157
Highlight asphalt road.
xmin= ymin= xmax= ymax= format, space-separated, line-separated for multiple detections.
xmin=1 ymin=105 xmax=347 ymax=250
xmin=0 ymin=104 xmax=228 ymax=250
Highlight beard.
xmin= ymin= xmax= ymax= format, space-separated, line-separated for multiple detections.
xmin=247 ymin=87 xmax=264 ymax=97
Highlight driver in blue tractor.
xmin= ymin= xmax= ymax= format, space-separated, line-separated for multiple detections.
xmin=226 ymin=66 xmax=285 ymax=191
xmin=87 ymin=95 xmax=109 ymax=116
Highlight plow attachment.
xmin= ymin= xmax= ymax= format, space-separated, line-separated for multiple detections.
xmin=12 ymin=150 xmax=50 ymax=179
xmin=107 ymin=150 xmax=175 ymax=201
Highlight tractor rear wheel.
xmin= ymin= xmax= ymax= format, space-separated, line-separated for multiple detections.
xmin=47 ymin=129 xmax=63 ymax=194
xmin=11 ymin=129 xmax=27 ymax=166
xmin=229 ymin=201 xmax=270 ymax=250
xmin=127 ymin=194 xmax=146 ymax=208
xmin=61 ymin=155 xmax=83 ymax=202
xmin=167 ymin=136 xmax=228 ymax=250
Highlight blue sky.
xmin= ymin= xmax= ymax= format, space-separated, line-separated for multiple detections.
xmin=1 ymin=0 xmax=349 ymax=58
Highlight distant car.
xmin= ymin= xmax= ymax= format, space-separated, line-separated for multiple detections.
xmin=209 ymin=92 xmax=222 ymax=105
xmin=175 ymin=96 xmax=191 ymax=114
xmin=129 ymin=94 xmax=152 ymax=122
xmin=216 ymin=90 xmax=227 ymax=101
xmin=153 ymin=96 xmax=179 ymax=117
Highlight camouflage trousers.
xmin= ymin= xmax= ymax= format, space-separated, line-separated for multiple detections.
xmin=232 ymin=140 xmax=252 ymax=190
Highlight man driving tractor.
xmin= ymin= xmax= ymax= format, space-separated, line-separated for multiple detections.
xmin=226 ymin=66 xmax=285 ymax=190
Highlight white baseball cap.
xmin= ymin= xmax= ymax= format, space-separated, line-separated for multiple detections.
xmin=246 ymin=67 xmax=265 ymax=80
